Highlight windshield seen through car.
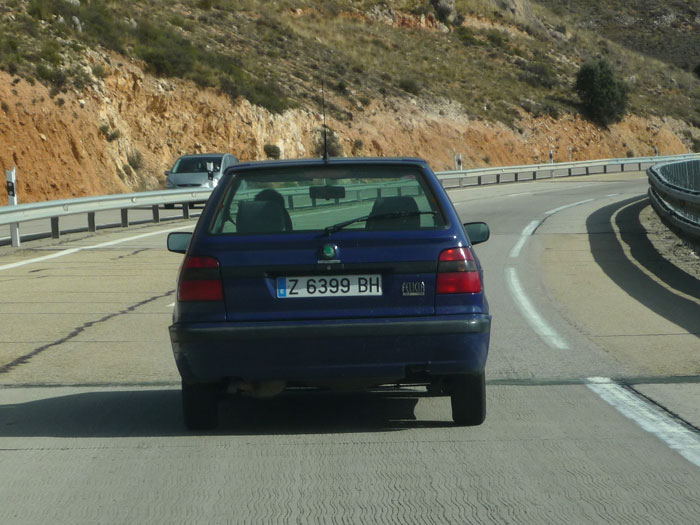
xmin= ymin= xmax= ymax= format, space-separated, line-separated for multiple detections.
xmin=172 ymin=156 xmax=223 ymax=174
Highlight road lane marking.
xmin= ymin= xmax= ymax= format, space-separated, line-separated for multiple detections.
xmin=509 ymin=219 xmax=543 ymax=258
xmin=505 ymin=267 xmax=569 ymax=350
xmin=545 ymin=198 xmax=594 ymax=216
xmin=587 ymin=377 xmax=700 ymax=468
xmin=0 ymin=225 xmax=192 ymax=272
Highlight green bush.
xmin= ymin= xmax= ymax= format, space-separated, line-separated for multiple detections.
xmin=40 ymin=41 xmax=62 ymax=65
xmin=264 ymin=144 xmax=281 ymax=160
xmin=398 ymin=76 xmax=421 ymax=95
xmin=127 ymin=149 xmax=144 ymax=169
xmin=27 ymin=0 xmax=54 ymax=20
xmin=520 ymin=62 xmax=557 ymax=89
xmin=455 ymin=27 xmax=481 ymax=47
xmin=574 ymin=59 xmax=629 ymax=127
xmin=314 ymin=126 xmax=343 ymax=157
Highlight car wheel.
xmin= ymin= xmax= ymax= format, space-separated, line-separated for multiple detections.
xmin=450 ymin=372 xmax=486 ymax=426
xmin=182 ymin=381 xmax=219 ymax=430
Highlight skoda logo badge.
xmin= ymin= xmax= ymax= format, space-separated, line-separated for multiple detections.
xmin=321 ymin=244 xmax=338 ymax=260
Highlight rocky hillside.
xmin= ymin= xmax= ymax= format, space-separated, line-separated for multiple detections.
xmin=0 ymin=0 xmax=699 ymax=203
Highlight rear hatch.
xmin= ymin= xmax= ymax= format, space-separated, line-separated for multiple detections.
xmin=198 ymin=159 xmax=482 ymax=322
xmin=206 ymin=231 xmax=458 ymax=322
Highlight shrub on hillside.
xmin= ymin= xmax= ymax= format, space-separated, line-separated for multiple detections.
xmin=264 ymin=144 xmax=281 ymax=160
xmin=314 ymin=126 xmax=343 ymax=158
xmin=574 ymin=59 xmax=629 ymax=127
xmin=398 ymin=76 xmax=421 ymax=95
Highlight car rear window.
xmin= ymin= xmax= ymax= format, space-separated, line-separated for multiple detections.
xmin=172 ymin=156 xmax=223 ymax=173
xmin=208 ymin=164 xmax=446 ymax=234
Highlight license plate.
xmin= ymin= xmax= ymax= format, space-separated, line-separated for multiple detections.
xmin=277 ymin=275 xmax=382 ymax=298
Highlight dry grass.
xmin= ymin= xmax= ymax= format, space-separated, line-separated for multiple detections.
xmin=1 ymin=0 xmax=698 ymax=125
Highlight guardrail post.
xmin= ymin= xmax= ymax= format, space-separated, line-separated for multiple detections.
xmin=182 ymin=203 xmax=190 ymax=219
xmin=5 ymin=167 xmax=20 ymax=247
xmin=51 ymin=217 xmax=60 ymax=239
xmin=287 ymin=195 xmax=294 ymax=210
xmin=568 ymin=168 xmax=572 ymax=176
xmin=120 ymin=209 xmax=129 ymax=228
xmin=88 ymin=212 xmax=96 ymax=232
xmin=604 ymin=165 xmax=608 ymax=174
xmin=152 ymin=205 xmax=160 ymax=224
xmin=477 ymin=176 xmax=482 ymax=186
xmin=496 ymin=174 xmax=501 ymax=184
xmin=514 ymin=173 xmax=519 ymax=182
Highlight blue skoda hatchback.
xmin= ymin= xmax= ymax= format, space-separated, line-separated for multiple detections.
xmin=167 ymin=158 xmax=491 ymax=429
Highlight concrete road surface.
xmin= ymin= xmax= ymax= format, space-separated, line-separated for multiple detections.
xmin=1 ymin=172 xmax=700 ymax=524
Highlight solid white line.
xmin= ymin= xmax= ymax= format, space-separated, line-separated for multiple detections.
xmin=505 ymin=267 xmax=569 ymax=350
xmin=545 ymin=198 xmax=594 ymax=215
xmin=0 ymin=225 xmax=192 ymax=272
xmin=509 ymin=219 xmax=542 ymax=258
xmin=587 ymin=377 xmax=700 ymax=468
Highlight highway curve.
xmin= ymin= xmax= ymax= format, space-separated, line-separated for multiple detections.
xmin=1 ymin=171 xmax=700 ymax=523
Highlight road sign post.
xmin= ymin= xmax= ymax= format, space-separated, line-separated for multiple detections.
xmin=5 ymin=167 xmax=20 ymax=247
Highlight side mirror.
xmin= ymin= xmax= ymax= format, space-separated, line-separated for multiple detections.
xmin=164 ymin=170 xmax=171 ymax=177
xmin=167 ymin=232 xmax=192 ymax=254
xmin=464 ymin=222 xmax=490 ymax=245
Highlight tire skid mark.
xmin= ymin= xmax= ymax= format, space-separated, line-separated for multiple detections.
xmin=0 ymin=290 xmax=175 ymax=375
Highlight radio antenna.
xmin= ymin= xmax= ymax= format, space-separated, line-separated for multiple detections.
xmin=321 ymin=80 xmax=329 ymax=163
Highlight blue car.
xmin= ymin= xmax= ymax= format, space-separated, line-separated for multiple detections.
xmin=167 ymin=157 xmax=491 ymax=429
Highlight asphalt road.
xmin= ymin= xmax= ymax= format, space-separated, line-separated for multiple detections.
xmin=1 ymin=172 xmax=700 ymax=524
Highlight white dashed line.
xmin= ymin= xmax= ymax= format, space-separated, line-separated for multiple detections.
xmin=545 ymin=198 xmax=594 ymax=216
xmin=505 ymin=267 xmax=569 ymax=350
xmin=587 ymin=377 xmax=700 ymax=467
xmin=0 ymin=225 xmax=192 ymax=272
xmin=509 ymin=219 xmax=543 ymax=259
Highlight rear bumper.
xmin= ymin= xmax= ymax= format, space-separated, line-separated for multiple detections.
xmin=169 ymin=314 xmax=491 ymax=384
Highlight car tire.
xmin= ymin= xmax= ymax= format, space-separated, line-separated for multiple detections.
xmin=450 ymin=372 xmax=486 ymax=426
xmin=182 ymin=381 xmax=219 ymax=430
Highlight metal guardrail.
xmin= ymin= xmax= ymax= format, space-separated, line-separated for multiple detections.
xmin=437 ymin=153 xmax=700 ymax=188
xmin=647 ymin=159 xmax=700 ymax=241
xmin=2 ymin=153 xmax=699 ymax=247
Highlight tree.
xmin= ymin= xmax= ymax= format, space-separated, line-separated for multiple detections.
xmin=574 ymin=59 xmax=629 ymax=127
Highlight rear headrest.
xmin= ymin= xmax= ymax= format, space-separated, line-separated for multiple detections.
xmin=236 ymin=200 xmax=286 ymax=234
xmin=366 ymin=196 xmax=420 ymax=230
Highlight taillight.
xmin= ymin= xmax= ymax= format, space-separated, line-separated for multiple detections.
xmin=436 ymin=247 xmax=482 ymax=294
xmin=178 ymin=255 xmax=223 ymax=301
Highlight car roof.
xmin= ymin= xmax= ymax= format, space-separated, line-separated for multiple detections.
xmin=228 ymin=157 xmax=430 ymax=172
xmin=178 ymin=153 xmax=227 ymax=158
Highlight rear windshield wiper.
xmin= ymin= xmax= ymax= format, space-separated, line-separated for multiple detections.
xmin=323 ymin=211 xmax=437 ymax=235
